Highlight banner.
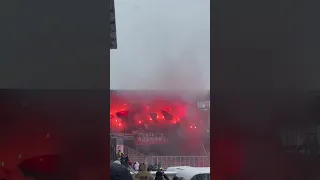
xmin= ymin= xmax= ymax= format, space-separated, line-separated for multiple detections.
xmin=135 ymin=133 xmax=168 ymax=145
xmin=116 ymin=145 xmax=124 ymax=153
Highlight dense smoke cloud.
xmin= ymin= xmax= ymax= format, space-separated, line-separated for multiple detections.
xmin=110 ymin=0 xmax=210 ymax=91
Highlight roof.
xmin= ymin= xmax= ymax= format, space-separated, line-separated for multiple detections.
xmin=110 ymin=90 xmax=210 ymax=102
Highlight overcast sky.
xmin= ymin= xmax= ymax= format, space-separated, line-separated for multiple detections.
xmin=110 ymin=0 xmax=210 ymax=90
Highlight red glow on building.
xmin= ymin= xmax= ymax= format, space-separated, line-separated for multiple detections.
xmin=116 ymin=110 xmax=129 ymax=118
xmin=190 ymin=125 xmax=197 ymax=129
xmin=110 ymin=90 xmax=209 ymax=132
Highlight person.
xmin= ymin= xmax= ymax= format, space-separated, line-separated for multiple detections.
xmin=117 ymin=150 xmax=124 ymax=160
xmin=134 ymin=163 xmax=153 ymax=180
xmin=147 ymin=164 xmax=153 ymax=171
xmin=124 ymin=154 xmax=129 ymax=167
xmin=154 ymin=171 xmax=163 ymax=180
xmin=162 ymin=172 xmax=169 ymax=180
xmin=134 ymin=162 xmax=140 ymax=171
xmin=154 ymin=171 xmax=169 ymax=180
xmin=110 ymin=162 xmax=134 ymax=180
xmin=120 ymin=154 xmax=126 ymax=165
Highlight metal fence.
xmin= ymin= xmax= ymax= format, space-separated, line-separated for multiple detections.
xmin=110 ymin=137 xmax=117 ymax=162
xmin=123 ymin=146 xmax=147 ymax=163
xmin=148 ymin=156 xmax=210 ymax=169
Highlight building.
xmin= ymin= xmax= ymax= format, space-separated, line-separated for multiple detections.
xmin=110 ymin=90 xmax=210 ymax=133
xmin=110 ymin=0 xmax=117 ymax=49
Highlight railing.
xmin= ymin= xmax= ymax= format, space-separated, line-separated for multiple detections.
xmin=200 ymin=140 xmax=208 ymax=157
xmin=123 ymin=146 xmax=146 ymax=163
xmin=110 ymin=137 xmax=117 ymax=162
xmin=148 ymin=156 xmax=210 ymax=169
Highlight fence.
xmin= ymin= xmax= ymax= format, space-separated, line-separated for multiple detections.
xmin=123 ymin=146 xmax=147 ymax=163
xmin=110 ymin=137 xmax=117 ymax=162
xmin=147 ymin=156 xmax=210 ymax=169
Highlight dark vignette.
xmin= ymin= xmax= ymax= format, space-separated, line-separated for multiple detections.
xmin=212 ymin=0 xmax=320 ymax=179
xmin=0 ymin=90 xmax=110 ymax=180
xmin=0 ymin=0 xmax=110 ymax=89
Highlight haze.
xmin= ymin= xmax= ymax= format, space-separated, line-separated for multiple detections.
xmin=110 ymin=0 xmax=210 ymax=90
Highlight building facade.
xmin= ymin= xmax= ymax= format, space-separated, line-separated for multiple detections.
xmin=110 ymin=0 xmax=117 ymax=49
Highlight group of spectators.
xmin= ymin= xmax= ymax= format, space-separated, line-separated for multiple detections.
xmin=112 ymin=150 xmax=184 ymax=180
xmin=114 ymin=150 xmax=130 ymax=167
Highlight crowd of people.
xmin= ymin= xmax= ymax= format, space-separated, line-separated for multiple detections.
xmin=112 ymin=150 xmax=184 ymax=180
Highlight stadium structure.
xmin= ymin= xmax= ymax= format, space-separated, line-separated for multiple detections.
xmin=110 ymin=0 xmax=117 ymax=49
xmin=110 ymin=90 xmax=210 ymax=168
xmin=108 ymin=0 xmax=211 ymax=168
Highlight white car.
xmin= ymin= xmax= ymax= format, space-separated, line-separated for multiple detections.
xmin=166 ymin=166 xmax=210 ymax=180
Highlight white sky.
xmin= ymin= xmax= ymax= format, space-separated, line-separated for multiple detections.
xmin=110 ymin=0 xmax=210 ymax=90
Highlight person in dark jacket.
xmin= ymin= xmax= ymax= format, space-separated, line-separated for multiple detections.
xmin=154 ymin=171 xmax=164 ymax=180
xmin=172 ymin=177 xmax=179 ymax=180
xmin=154 ymin=171 xmax=169 ymax=180
xmin=147 ymin=164 xmax=153 ymax=171
xmin=120 ymin=154 xmax=126 ymax=165
xmin=110 ymin=162 xmax=134 ymax=180
xmin=124 ymin=155 xmax=129 ymax=167
xmin=162 ymin=173 xmax=169 ymax=180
